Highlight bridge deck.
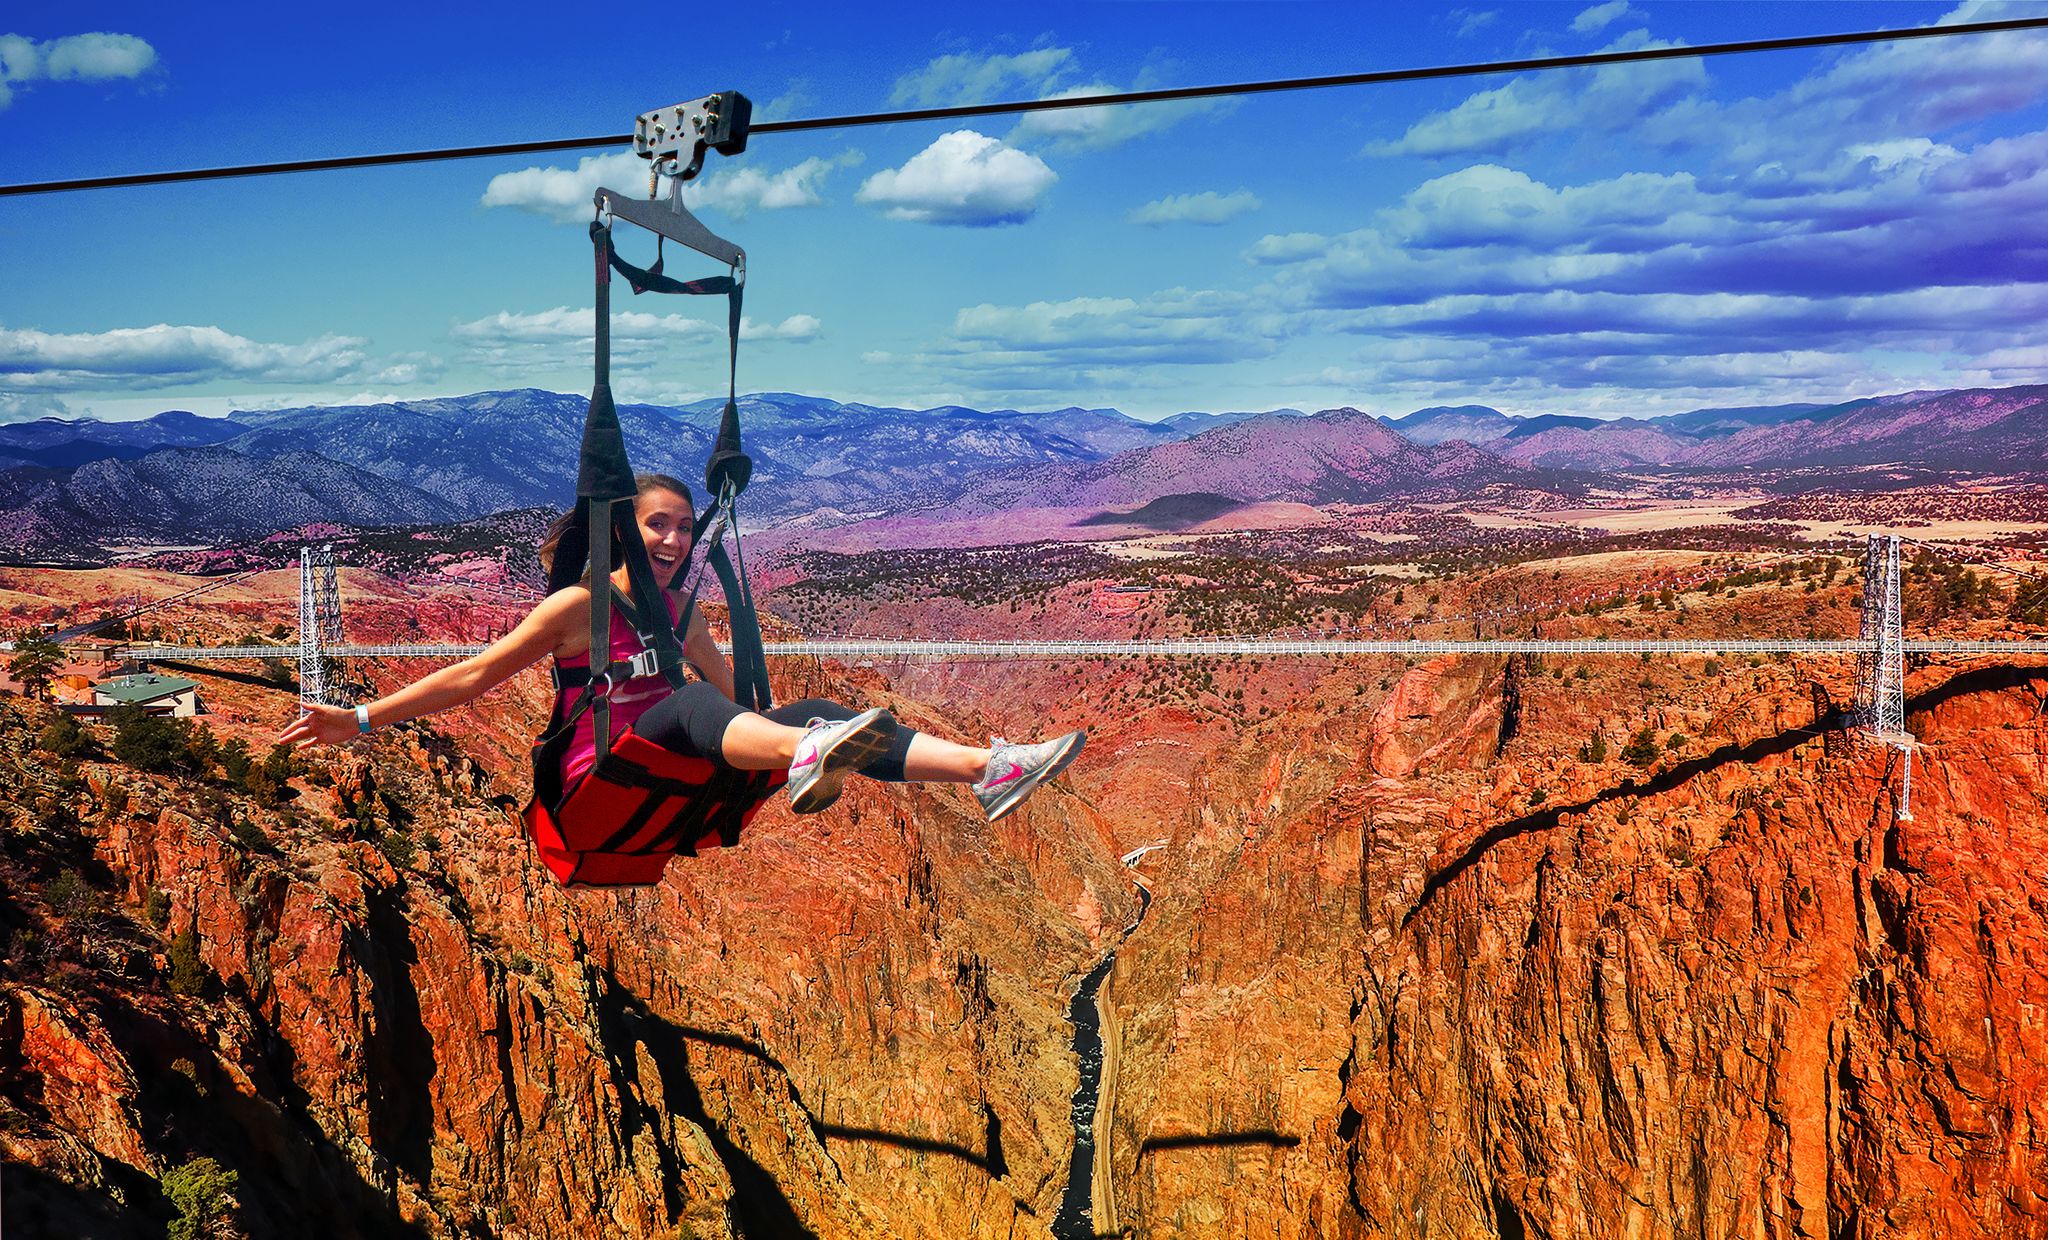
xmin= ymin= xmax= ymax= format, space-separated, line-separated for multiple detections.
xmin=118 ymin=638 xmax=2048 ymax=661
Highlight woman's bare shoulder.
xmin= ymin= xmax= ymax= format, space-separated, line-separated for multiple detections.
xmin=533 ymin=585 xmax=595 ymax=656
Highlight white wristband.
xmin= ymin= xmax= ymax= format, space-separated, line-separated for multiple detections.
xmin=355 ymin=704 xmax=373 ymax=734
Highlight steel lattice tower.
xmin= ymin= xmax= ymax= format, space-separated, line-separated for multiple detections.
xmin=1854 ymin=534 xmax=1913 ymax=819
xmin=298 ymin=544 xmax=347 ymax=707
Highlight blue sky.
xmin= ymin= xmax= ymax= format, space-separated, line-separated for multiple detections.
xmin=4 ymin=1 xmax=2047 ymax=424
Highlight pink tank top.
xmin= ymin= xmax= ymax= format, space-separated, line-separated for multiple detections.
xmin=557 ymin=596 xmax=694 ymax=787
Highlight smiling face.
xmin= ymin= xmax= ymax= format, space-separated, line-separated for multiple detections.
xmin=631 ymin=486 xmax=695 ymax=588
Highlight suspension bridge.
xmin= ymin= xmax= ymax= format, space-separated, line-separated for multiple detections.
xmin=32 ymin=534 xmax=2048 ymax=819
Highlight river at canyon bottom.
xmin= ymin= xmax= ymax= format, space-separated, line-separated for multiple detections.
xmin=1051 ymin=881 xmax=1151 ymax=1240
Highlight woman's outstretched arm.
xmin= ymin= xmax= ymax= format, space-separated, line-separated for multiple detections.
xmin=279 ymin=587 xmax=586 ymax=748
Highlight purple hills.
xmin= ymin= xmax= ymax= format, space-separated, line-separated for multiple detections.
xmin=3 ymin=383 xmax=2046 ymax=560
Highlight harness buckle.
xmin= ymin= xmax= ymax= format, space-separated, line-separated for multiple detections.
xmin=622 ymin=647 xmax=662 ymax=680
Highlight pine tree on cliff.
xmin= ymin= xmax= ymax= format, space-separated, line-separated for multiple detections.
xmin=2013 ymin=579 xmax=2048 ymax=625
xmin=169 ymin=925 xmax=210 ymax=997
xmin=6 ymin=634 xmax=63 ymax=701
xmin=110 ymin=704 xmax=192 ymax=775
xmin=1621 ymin=726 xmax=1661 ymax=769
xmin=163 ymin=1156 xmax=240 ymax=1240
xmin=1579 ymin=730 xmax=1609 ymax=763
xmin=38 ymin=710 xmax=97 ymax=759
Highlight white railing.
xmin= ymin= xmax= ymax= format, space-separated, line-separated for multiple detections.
xmin=123 ymin=637 xmax=2048 ymax=661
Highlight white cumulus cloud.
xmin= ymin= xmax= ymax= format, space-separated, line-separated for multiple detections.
xmin=0 ymin=31 xmax=157 ymax=108
xmin=450 ymin=305 xmax=819 ymax=377
xmin=482 ymin=150 xmax=858 ymax=225
xmin=0 ymin=392 xmax=70 ymax=423
xmin=480 ymin=152 xmax=642 ymax=224
xmin=948 ymin=289 xmax=1277 ymax=365
xmin=744 ymin=314 xmax=821 ymax=342
xmin=0 ymin=323 xmax=368 ymax=392
xmin=1130 ymin=189 xmax=1261 ymax=227
xmin=1245 ymin=232 xmax=1332 ymax=265
xmin=43 ymin=32 xmax=156 ymax=79
xmin=855 ymin=130 xmax=1056 ymax=226
xmin=688 ymin=152 xmax=863 ymax=217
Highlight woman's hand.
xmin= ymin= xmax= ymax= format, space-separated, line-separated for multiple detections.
xmin=279 ymin=703 xmax=359 ymax=749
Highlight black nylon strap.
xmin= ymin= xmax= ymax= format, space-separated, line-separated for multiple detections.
xmin=707 ymin=526 xmax=772 ymax=713
xmin=589 ymin=498 xmax=613 ymax=765
xmin=578 ymin=196 xmax=757 ymax=773
xmin=587 ymin=224 xmax=618 ymax=765
xmin=612 ymin=511 xmax=695 ymax=693
xmin=603 ymin=231 xmax=737 ymax=297
xmin=596 ymin=782 xmax=674 ymax=854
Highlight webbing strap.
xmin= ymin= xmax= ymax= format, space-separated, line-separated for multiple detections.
xmin=604 ymin=234 xmax=736 ymax=298
xmin=707 ymin=497 xmax=772 ymax=713
xmin=580 ymin=202 xmax=760 ymax=751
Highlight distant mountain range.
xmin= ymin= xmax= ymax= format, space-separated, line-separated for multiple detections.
xmin=1378 ymin=387 xmax=2048 ymax=473
xmin=3 ymin=382 xmax=2045 ymax=559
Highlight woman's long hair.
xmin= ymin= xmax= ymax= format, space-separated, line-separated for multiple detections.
xmin=538 ymin=473 xmax=696 ymax=593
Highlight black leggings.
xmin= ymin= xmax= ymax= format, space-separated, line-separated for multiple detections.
xmin=634 ymin=681 xmax=916 ymax=781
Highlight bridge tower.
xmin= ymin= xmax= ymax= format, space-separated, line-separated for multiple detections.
xmin=1854 ymin=533 xmax=1913 ymax=819
xmin=298 ymin=543 xmax=348 ymax=707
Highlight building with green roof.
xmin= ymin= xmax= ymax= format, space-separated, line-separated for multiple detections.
xmin=91 ymin=673 xmax=203 ymax=717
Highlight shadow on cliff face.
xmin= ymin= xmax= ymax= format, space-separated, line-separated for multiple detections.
xmin=135 ymin=995 xmax=434 ymax=1240
xmin=595 ymin=978 xmax=815 ymax=1238
xmin=1402 ymin=718 xmax=1830 ymax=930
xmin=1 ymin=1163 xmax=157 ymax=1240
xmin=1401 ymin=663 xmax=2048 ymax=931
xmin=646 ymin=1004 xmax=1008 ymax=1177
xmin=593 ymin=976 xmax=1010 ymax=1238
xmin=1901 ymin=660 xmax=2048 ymax=714
xmin=1139 ymin=1130 xmax=1302 ymax=1155
xmin=360 ymin=885 xmax=437 ymax=1187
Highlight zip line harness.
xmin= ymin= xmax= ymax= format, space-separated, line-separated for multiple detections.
xmin=523 ymin=92 xmax=784 ymax=887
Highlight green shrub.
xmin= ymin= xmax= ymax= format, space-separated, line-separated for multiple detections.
xmin=228 ymin=816 xmax=271 ymax=853
xmin=378 ymin=829 xmax=417 ymax=870
xmin=38 ymin=712 xmax=97 ymax=759
xmin=183 ymin=725 xmax=221 ymax=778
xmin=109 ymin=705 xmax=192 ymax=775
xmin=44 ymin=869 xmax=98 ymax=919
xmin=217 ymin=739 xmax=253 ymax=784
xmin=145 ymin=888 xmax=172 ymax=931
xmin=6 ymin=635 xmax=63 ymax=701
xmin=1621 ymin=726 xmax=1662 ymax=768
xmin=168 ymin=926 xmax=209 ymax=997
xmin=163 ymin=1156 xmax=239 ymax=1240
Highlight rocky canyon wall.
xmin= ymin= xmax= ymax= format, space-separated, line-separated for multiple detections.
xmin=0 ymin=660 xmax=1134 ymax=1239
xmin=6 ymin=644 xmax=2046 ymax=1238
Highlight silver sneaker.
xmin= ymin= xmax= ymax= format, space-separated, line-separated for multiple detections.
xmin=973 ymin=731 xmax=1086 ymax=822
xmin=787 ymin=708 xmax=898 ymax=815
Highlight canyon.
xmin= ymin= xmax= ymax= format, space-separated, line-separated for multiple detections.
xmin=4 ymin=524 xmax=2046 ymax=1236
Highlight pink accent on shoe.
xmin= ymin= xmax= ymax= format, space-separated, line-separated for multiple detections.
xmin=984 ymin=761 xmax=1024 ymax=789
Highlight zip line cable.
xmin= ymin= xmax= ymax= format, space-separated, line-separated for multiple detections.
xmin=4 ymin=16 xmax=2045 ymax=197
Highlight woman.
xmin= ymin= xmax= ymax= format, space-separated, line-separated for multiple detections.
xmin=280 ymin=474 xmax=1085 ymax=826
